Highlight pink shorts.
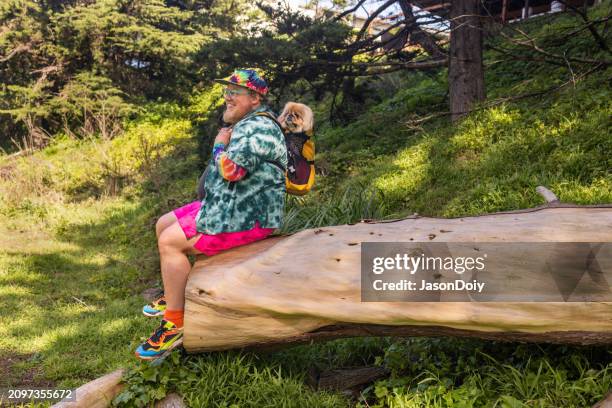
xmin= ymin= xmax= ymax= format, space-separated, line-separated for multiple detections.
xmin=173 ymin=201 xmax=275 ymax=256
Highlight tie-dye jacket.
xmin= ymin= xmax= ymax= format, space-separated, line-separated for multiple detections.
xmin=196 ymin=105 xmax=288 ymax=234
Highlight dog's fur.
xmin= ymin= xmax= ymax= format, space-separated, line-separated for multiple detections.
xmin=277 ymin=102 xmax=314 ymax=134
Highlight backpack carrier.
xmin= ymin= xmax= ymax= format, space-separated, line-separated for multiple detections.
xmin=255 ymin=111 xmax=315 ymax=196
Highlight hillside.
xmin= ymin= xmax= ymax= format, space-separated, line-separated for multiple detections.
xmin=0 ymin=3 xmax=610 ymax=407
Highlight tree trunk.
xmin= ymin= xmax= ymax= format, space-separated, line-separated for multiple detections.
xmin=449 ymin=0 xmax=485 ymax=121
xmin=184 ymin=205 xmax=612 ymax=352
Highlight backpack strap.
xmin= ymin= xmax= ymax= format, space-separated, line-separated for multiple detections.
xmin=267 ymin=160 xmax=286 ymax=173
xmin=255 ymin=111 xmax=284 ymax=135
xmin=254 ymin=111 xmax=288 ymax=172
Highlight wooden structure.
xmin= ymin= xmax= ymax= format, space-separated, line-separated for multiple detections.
xmin=412 ymin=0 xmax=599 ymax=23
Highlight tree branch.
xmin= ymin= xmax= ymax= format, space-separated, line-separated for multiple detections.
xmin=354 ymin=0 xmax=398 ymax=41
xmin=0 ymin=43 xmax=32 ymax=63
xmin=499 ymin=26 xmax=612 ymax=66
xmin=331 ymin=0 xmax=369 ymax=22
xmin=346 ymin=19 xmax=408 ymax=51
xmin=398 ymin=0 xmax=447 ymax=58
xmin=557 ymin=0 xmax=611 ymax=53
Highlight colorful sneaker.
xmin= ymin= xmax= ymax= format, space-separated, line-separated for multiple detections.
xmin=135 ymin=319 xmax=183 ymax=361
xmin=142 ymin=295 xmax=166 ymax=317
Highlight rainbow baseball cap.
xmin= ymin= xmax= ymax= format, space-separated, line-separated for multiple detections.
xmin=214 ymin=69 xmax=269 ymax=96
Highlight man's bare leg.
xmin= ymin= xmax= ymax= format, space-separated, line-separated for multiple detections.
xmin=157 ymin=220 xmax=202 ymax=311
xmin=136 ymin=220 xmax=199 ymax=359
xmin=156 ymin=211 xmax=178 ymax=239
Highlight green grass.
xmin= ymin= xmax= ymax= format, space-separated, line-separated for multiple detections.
xmin=116 ymin=351 xmax=350 ymax=407
xmin=354 ymin=338 xmax=611 ymax=407
xmin=0 ymin=199 xmax=157 ymax=389
xmin=0 ymin=3 xmax=611 ymax=407
xmin=315 ymin=75 xmax=611 ymax=220
xmin=0 ymin=105 xmax=356 ymax=407
xmin=0 ymin=113 xmax=201 ymax=390
xmin=312 ymin=3 xmax=611 ymax=218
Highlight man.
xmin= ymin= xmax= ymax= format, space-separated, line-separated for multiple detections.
xmin=135 ymin=69 xmax=287 ymax=360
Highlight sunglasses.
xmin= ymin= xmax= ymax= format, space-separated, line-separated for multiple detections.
xmin=223 ymin=88 xmax=250 ymax=97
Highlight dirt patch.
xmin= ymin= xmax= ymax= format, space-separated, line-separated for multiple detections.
xmin=0 ymin=353 xmax=55 ymax=389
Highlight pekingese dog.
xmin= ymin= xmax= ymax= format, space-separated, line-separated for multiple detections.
xmin=277 ymin=102 xmax=314 ymax=134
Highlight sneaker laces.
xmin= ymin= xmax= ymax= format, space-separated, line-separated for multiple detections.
xmin=148 ymin=320 xmax=174 ymax=344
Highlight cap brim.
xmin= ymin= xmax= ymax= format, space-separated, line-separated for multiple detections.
xmin=214 ymin=79 xmax=235 ymax=86
xmin=214 ymin=79 xmax=266 ymax=95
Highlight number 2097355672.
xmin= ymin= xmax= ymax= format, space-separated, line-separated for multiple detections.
xmin=2 ymin=388 xmax=75 ymax=402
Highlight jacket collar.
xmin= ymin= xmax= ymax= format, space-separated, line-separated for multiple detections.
xmin=240 ymin=105 xmax=271 ymax=123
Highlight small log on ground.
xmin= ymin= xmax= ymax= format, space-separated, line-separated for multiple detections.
xmin=52 ymin=369 xmax=124 ymax=408
xmin=184 ymin=205 xmax=612 ymax=352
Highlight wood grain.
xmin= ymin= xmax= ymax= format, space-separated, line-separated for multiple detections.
xmin=184 ymin=206 xmax=612 ymax=351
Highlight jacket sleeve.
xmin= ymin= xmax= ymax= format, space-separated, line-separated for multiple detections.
xmin=213 ymin=143 xmax=247 ymax=181
xmin=224 ymin=117 xmax=280 ymax=173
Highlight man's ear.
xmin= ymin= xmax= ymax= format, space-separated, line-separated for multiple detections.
xmin=249 ymin=92 xmax=260 ymax=106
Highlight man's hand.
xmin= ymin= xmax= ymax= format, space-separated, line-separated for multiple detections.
xmin=214 ymin=127 xmax=232 ymax=145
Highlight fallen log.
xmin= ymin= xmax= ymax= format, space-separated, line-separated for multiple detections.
xmin=52 ymin=369 xmax=124 ymax=408
xmin=593 ymin=392 xmax=612 ymax=408
xmin=184 ymin=204 xmax=612 ymax=352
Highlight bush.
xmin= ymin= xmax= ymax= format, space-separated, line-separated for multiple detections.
xmin=0 ymin=111 xmax=198 ymax=209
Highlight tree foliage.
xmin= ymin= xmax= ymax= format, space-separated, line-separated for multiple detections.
xmin=3 ymin=0 xmax=606 ymax=149
xmin=0 ymin=0 xmax=244 ymax=148
xmin=195 ymin=1 xmax=448 ymax=123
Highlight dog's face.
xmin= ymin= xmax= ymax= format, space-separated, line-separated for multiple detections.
xmin=277 ymin=102 xmax=314 ymax=134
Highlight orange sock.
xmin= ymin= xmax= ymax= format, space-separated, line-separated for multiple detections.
xmin=164 ymin=309 xmax=184 ymax=328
